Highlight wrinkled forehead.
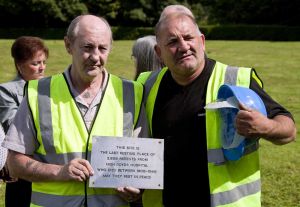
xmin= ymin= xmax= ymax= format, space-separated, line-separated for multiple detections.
xmin=80 ymin=18 xmax=111 ymax=36
xmin=78 ymin=23 xmax=110 ymax=37
xmin=72 ymin=15 xmax=113 ymax=45
xmin=156 ymin=14 xmax=198 ymax=41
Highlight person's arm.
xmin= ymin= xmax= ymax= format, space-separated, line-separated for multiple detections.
xmin=236 ymin=104 xmax=296 ymax=145
xmin=7 ymin=150 xmax=94 ymax=182
xmin=264 ymin=114 xmax=296 ymax=144
xmin=3 ymin=94 xmax=93 ymax=182
xmin=236 ymin=70 xmax=297 ymax=145
xmin=0 ymin=83 xmax=20 ymax=133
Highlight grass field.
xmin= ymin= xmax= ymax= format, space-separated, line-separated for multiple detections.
xmin=0 ymin=39 xmax=299 ymax=207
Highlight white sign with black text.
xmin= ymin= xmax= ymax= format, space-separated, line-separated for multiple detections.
xmin=89 ymin=136 xmax=164 ymax=189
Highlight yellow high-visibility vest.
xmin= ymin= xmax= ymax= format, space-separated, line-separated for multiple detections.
xmin=141 ymin=62 xmax=262 ymax=207
xmin=27 ymin=73 xmax=143 ymax=207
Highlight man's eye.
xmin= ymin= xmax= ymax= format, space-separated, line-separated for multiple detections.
xmin=99 ymin=47 xmax=108 ymax=51
xmin=185 ymin=36 xmax=194 ymax=41
xmin=84 ymin=45 xmax=92 ymax=49
xmin=167 ymin=40 xmax=177 ymax=45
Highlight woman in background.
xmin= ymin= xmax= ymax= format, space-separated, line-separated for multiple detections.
xmin=132 ymin=35 xmax=164 ymax=81
xmin=0 ymin=36 xmax=49 ymax=207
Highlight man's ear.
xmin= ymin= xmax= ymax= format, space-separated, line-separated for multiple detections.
xmin=64 ymin=36 xmax=72 ymax=54
xmin=154 ymin=44 xmax=162 ymax=61
xmin=200 ymin=34 xmax=206 ymax=51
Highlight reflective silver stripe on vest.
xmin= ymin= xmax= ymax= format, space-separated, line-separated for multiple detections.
xmin=207 ymin=148 xmax=226 ymax=165
xmin=207 ymin=65 xmax=258 ymax=165
xmin=224 ymin=65 xmax=239 ymax=85
xmin=31 ymin=191 xmax=127 ymax=207
xmin=143 ymin=69 xmax=161 ymax=103
xmin=38 ymin=77 xmax=56 ymax=153
xmin=122 ymin=79 xmax=135 ymax=137
xmin=36 ymin=76 xmax=135 ymax=162
xmin=208 ymin=141 xmax=259 ymax=164
xmin=211 ymin=179 xmax=261 ymax=206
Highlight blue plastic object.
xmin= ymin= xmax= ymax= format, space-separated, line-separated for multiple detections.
xmin=217 ymin=84 xmax=267 ymax=161
xmin=218 ymin=84 xmax=267 ymax=116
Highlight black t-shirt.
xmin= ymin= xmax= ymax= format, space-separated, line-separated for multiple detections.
xmin=152 ymin=58 xmax=293 ymax=206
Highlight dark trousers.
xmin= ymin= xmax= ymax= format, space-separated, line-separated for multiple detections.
xmin=5 ymin=179 xmax=32 ymax=207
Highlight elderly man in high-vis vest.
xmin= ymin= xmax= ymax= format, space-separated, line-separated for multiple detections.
xmin=2 ymin=15 xmax=147 ymax=207
xmin=140 ymin=10 xmax=297 ymax=207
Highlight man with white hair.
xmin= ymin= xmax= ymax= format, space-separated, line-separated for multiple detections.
xmin=3 ymin=14 xmax=147 ymax=207
xmin=159 ymin=4 xmax=194 ymax=20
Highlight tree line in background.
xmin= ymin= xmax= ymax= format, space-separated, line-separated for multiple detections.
xmin=0 ymin=0 xmax=299 ymax=28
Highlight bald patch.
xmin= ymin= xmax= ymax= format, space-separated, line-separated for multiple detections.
xmin=66 ymin=15 xmax=113 ymax=45
xmin=160 ymin=5 xmax=194 ymax=20
xmin=155 ymin=13 xmax=198 ymax=42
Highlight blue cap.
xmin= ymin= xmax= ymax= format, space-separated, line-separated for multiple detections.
xmin=217 ymin=84 xmax=267 ymax=161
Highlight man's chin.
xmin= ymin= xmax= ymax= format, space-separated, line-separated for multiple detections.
xmin=178 ymin=63 xmax=196 ymax=71
xmin=86 ymin=69 xmax=102 ymax=77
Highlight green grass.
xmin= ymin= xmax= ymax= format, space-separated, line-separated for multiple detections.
xmin=0 ymin=40 xmax=299 ymax=207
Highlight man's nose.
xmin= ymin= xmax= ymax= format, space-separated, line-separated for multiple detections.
xmin=178 ymin=39 xmax=189 ymax=52
xmin=89 ymin=49 xmax=101 ymax=62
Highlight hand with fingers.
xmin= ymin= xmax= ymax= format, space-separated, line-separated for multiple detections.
xmin=235 ymin=103 xmax=270 ymax=139
xmin=116 ymin=186 xmax=143 ymax=203
xmin=58 ymin=158 xmax=94 ymax=182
